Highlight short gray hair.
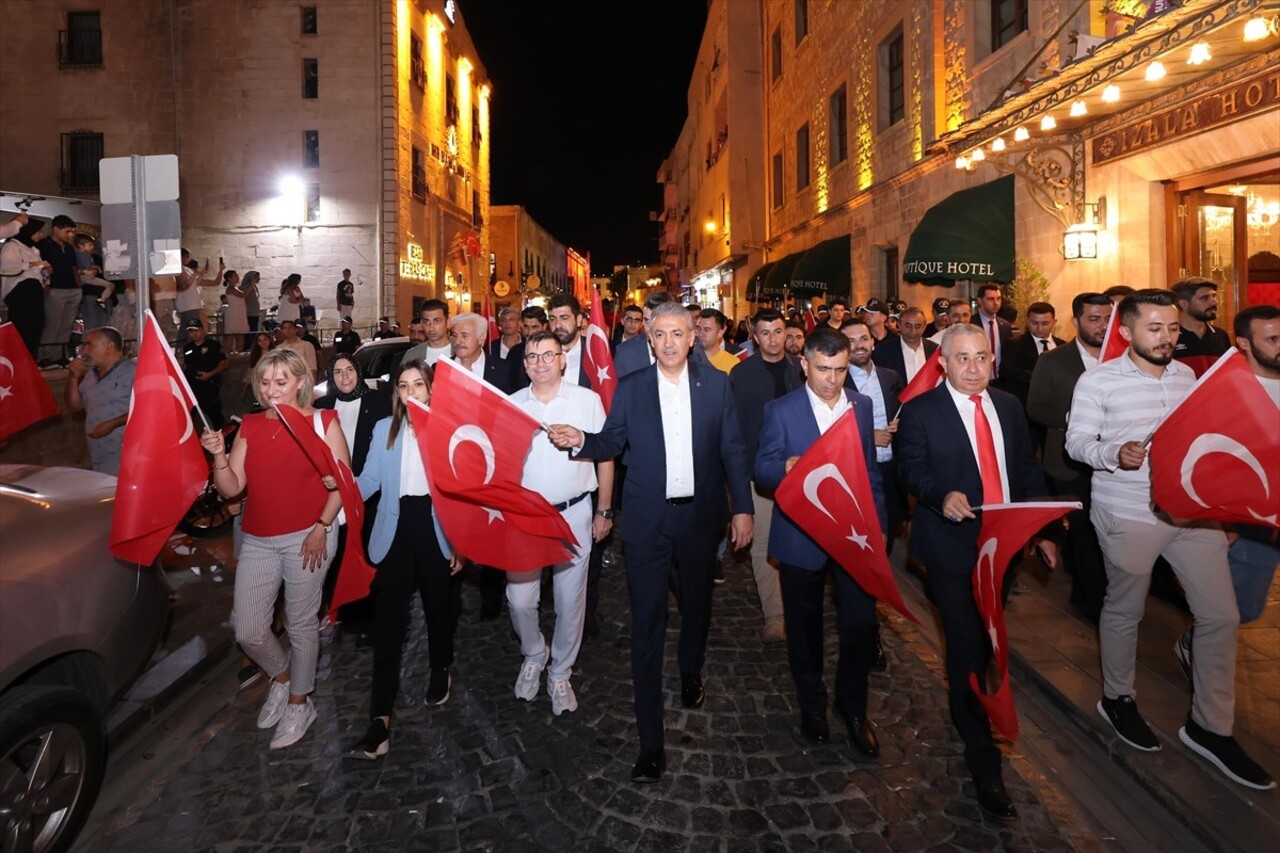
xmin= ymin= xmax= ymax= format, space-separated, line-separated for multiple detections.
xmin=449 ymin=312 xmax=487 ymax=342
xmin=650 ymin=300 xmax=693 ymax=330
xmin=939 ymin=322 xmax=988 ymax=356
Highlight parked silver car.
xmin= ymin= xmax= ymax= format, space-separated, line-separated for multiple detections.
xmin=0 ymin=465 xmax=170 ymax=853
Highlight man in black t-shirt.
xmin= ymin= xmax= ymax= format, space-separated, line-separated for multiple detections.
xmin=181 ymin=319 xmax=228 ymax=428
xmin=336 ymin=268 xmax=355 ymax=314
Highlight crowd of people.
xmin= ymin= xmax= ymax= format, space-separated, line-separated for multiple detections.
xmin=9 ymin=229 xmax=1277 ymax=819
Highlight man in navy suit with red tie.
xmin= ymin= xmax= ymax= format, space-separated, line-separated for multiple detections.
xmin=897 ymin=323 xmax=1059 ymax=821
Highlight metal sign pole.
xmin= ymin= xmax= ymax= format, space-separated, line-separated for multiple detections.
xmin=132 ymin=156 xmax=150 ymax=346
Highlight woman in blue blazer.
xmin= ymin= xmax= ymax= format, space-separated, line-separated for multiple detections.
xmin=347 ymin=359 xmax=461 ymax=761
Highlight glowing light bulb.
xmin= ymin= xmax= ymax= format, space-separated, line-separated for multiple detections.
xmin=1101 ymin=85 xmax=1121 ymax=103
xmin=1187 ymin=42 xmax=1211 ymax=65
xmin=991 ymin=137 xmax=1006 ymax=152
xmin=955 ymin=155 xmax=970 ymax=170
xmin=970 ymin=148 xmax=985 ymax=162
xmin=1069 ymin=100 xmax=1087 ymax=117
xmin=1013 ymin=126 xmax=1030 ymax=142
xmin=1243 ymin=17 xmax=1269 ymax=41
xmin=1145 ymin=61 xmax=1166 ymax=82
xmin=1040 ymin=115 xmax=1057 ymax=131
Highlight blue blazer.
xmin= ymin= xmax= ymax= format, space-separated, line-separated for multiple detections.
xmin=896 ymin=383 xmax=1053 ymax=576
xmin=355 ymin=416 xmax=451 ymax=565
xmin=578 ymin=360 xmax=753 ymax=545
xmin=755 ymin=387 xmax=886 ymax=571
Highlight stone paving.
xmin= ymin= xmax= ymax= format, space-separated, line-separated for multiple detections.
xmin=82 ymin=552 xmax=1101 ymax=852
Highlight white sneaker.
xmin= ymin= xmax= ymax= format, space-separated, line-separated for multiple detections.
xmin=269 ymin=699 xmax=317 ymax=749
xmin=514 ymin=652 xmax=546 ymax=702
xmin=257 ymin=679 xmax=291 ymax=729
xmin=548 ymin=676 xmax=578 ymax=716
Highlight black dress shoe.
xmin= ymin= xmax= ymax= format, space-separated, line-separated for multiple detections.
xmin=836 ymin=707 xmax=880 ymax=758
xmin=583 ymin=612 xmax=600 ymax=639
xmin=631 ymin=747 xmax=666 ymax=783
xmin=871 ymin=634 xmax=888 ymax=674
xmin=975 ymin=778 xmax=1018 ymax=821
xmin=800 ymin=710 xmax=830 ymax=743
xmin=680 ymin=673 xmax=705 ymax=709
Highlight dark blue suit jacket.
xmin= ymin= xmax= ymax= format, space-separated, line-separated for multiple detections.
xmin=896 ymin=383 xmax=1053 ymax=576
xmin=754 ymin=387 xmax=886 ymax=571
xmin=577 ymin=360 xmax=753 ymax=545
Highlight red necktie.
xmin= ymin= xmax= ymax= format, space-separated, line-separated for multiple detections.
xmin=987 ymin=318 xmax=999 ymax=379
xmin=970 ymin=394 xmax=1004 ymax=505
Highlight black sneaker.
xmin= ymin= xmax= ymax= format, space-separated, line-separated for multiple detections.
xmin=1179 ymin=718 xmax=1277 ymax=790
xmin=713 ymin=560 xmax=726 ymax=585
xmin=1173 ymin=627 xmax=1193 ymax=683
xmin=1097 ymin=695 xmax=1161 ymax=751
xmin=425 ymin=667 xmax=451 ymax=705
xmin=347 ymin=718 xmax=390 ymax=761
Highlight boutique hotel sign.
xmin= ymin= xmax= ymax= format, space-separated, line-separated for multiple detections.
xmin=902 ymin=260 xmax=997 ymax=278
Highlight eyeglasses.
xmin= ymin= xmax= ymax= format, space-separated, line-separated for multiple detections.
xmin=523 ymin=351 xmax=563 ymax=364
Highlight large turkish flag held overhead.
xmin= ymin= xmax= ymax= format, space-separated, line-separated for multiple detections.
xmin=425 ymin=359 xmax=577 ymax=569
xmin=0 ymin=322 xmax=58 ymax=441
xmin=774 ymin=409 xmax=919 ymax=624
xmin=1150 ymin=348 xmax=1279 ymax=527
xmin=110 ymin=311 xmax=208 ymax=565
xmin=970 ymin=501 xmax=1079 ymax=741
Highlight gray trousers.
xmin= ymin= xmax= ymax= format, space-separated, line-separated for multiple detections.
xmin=1092 ymin=508 xmax=1238 ymax=735
xmin=750 ymin=486 xmax=784 ymax=622
xmin=40 ymin=287 xmax=81 ymax=361
xmin=234 ymin=525 xmax=337 ymax=696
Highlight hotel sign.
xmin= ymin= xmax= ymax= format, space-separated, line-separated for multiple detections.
xmin=1092 ymin=70 xmax=1280 ymax=165
xmin=400 ymin=242 xmax=435 ymax=283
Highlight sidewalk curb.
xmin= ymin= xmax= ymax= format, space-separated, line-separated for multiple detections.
xmin=105 ymin=631 xmax=235 ymax=746
xmin=1007 ymin=646 xmax=1276 ymax=853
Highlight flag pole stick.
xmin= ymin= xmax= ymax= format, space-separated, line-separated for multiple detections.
xmin=146 ymin=309 xmax=213 ymax=433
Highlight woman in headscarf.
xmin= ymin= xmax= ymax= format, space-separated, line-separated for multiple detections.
xmin=314 ymin=353 xmax=393 ymax=633
xmin=0 ymin=217 xmax=49 ymax=357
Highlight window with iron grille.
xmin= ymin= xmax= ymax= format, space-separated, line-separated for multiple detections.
xmin=410 ymin=33 xmax=426 ymax=90
xmin=771 ymin=152 xmax=783 ymax=209
xmin=829 ymin=85 xmax=848 ymax=166
xmin=883 ymin=27 xmax=905 ymax=126
xmin=59 ymin=11 xmax=102 ymax=68
xmin=306 ymin=183 xmax=320 ymax=222
xmin=61 ymin=132 xmax=103 ymax=194
xmin=991 ymin=0 xmax=1028 ymax=53
xmin=446 ymin=73 xmax=459 ymax=125
xmin=411 ymin=146 xmax=426 ymax=201
xmin=770 ymin=27 xmax=782 ymax=83
xmin=301 ymin=6 xmax=317 ymax=35
xmin=302 ymin=58 xmax=318 ymax=98
xmin=794 ymin=0 xmax=808 ymax=44
xmin=796 ymin=123 xmax=810 ymax=192
xmin=303 ymin=130 xmax=319 ymax=168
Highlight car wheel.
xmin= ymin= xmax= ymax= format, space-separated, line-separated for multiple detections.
xmin=0 ymin=686 xmax=106 ymax=853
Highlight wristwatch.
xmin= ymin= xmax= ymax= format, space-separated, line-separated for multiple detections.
xmin=596 ymin=508 xmax=616 ymax=520
xmin=316 ymin=519 xmax=333 ymax=533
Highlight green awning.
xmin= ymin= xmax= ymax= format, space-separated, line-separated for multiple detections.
xmin=763 ymin=251 xmax=805 ymax=297
xmin=745 ymin=260 xmax=779 ymax=301
xmin=789 ymin=235 xmax=851 ymax=298
xmin=903 ymin=174 xmax=1015 ymax=286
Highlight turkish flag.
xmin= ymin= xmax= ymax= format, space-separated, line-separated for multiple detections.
xmin=1174 ymin=353 xmax=1217 ymax=378
xmin=1098 ymin=308 xmax=1128 ymax=363
xmin=1150 ymin=348 xmax=1279 ymax=527
xmin=803 ymin=308 xmax=817 ymax=334
xmin=584 ymin=288 xmax=617 ymax=413
xmin=0 ymin=322 xmax=59 ymax=441
xmin=273 ymin=403 xmax=376 ymax=619
xmin=774 ymin=409 xmax=919 ymax=624
xmin=109 ymin=312 xmax=208 ymax=565
xmin=481 ymin=293 xmax=499 ymax=345
xmin=898 ymin=346 xmax=945 ymax=405
xmin=425 ymin=359 xmax=577 ymax=569
xmin=969 ymin=501 xmax=1079 ymax=741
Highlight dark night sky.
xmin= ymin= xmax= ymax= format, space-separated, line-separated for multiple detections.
xmin=463 ymin=0 xmax=708 ymax=272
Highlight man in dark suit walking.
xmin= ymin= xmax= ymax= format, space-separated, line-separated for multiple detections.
xmin=1001 ymin=301 xmax=1066 ymax=407
xmin=897 ymin=323 xmax=1059 ymax=820
xmin=548 ymin=301 xmax=754 ymax=783
xmin=1026 ymin=292 xmax=1112 ymax=623
xmin=975 ymin=284 xmax=1014 ymax=389
xmin=873 ymin=305 xmax=937 ymax=384
xmin=755 ymin=327 xmax=887 ymax=755
xmin=615 ymin=290 xmax=709 ymax=378
xmin=842 ymin=317 xmax=905 ymax=555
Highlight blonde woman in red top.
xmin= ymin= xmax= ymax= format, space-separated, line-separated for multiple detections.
xmin=200 ymin=347 xmax=350 ymax=749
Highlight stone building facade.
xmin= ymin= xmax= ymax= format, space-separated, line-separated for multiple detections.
xmin=0 ymin=0 xmax=492 ymax=334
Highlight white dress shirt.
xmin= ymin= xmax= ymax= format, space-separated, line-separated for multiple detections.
xmin=463 ymin=351 xmax=486 ymax=378
xmin=512 ymin=380 xmax=606 ymax=505
xmin=848 ymin=365 xmax=892 ymax=462
xmin=658 ymin=365 xmax=695 ymax=498
xmin=980 ymin=313 xmax=1003 ymax=371
xmin=945 ymin=381 xmax=1010 ymax=504
xmin=900 ymin=338 xmax=927 ymax=383
xmin=1031 ymin=335 xmax=1057 ymax=353
xmin=563 ymin=336 xmax=584 ymax=385
xmin=1075 ymin=339 xmax=1099 ymax=372
xmin=805 ymin=383 xmax=851 ymax=436
xmin=399 ymin=425 xmax=430 ymax=496
xmin=334 ymin=398 xmax=361 ymax=460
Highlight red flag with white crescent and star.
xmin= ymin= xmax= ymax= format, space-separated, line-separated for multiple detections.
xmin=584 ymin=288 xmax=617 ymax=413
xmin=1097 ymin=307 xmax=1129 ymax=364
xmin=424 ymin=359 xmax=577 ymax=569
xmin=0 ymin=322 xmax=59 ymax=441
xmin=897 ymin=346 xmax=945 ymax=405
xmin=1150 ymin=348 xmax=1280 ymax=527
xmin=109 ymin=311 xmax=208 ymax=565
xmin=272 ymin=403 xmax=377 ymax=619
xmin=969 ymin=501 xmax=1079 ymax=741
xmin=774 ymin=409 xmax=919 ymax=624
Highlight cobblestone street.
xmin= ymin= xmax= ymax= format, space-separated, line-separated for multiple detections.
xmin=80 ymin=551 xmax=1100 ymax=852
